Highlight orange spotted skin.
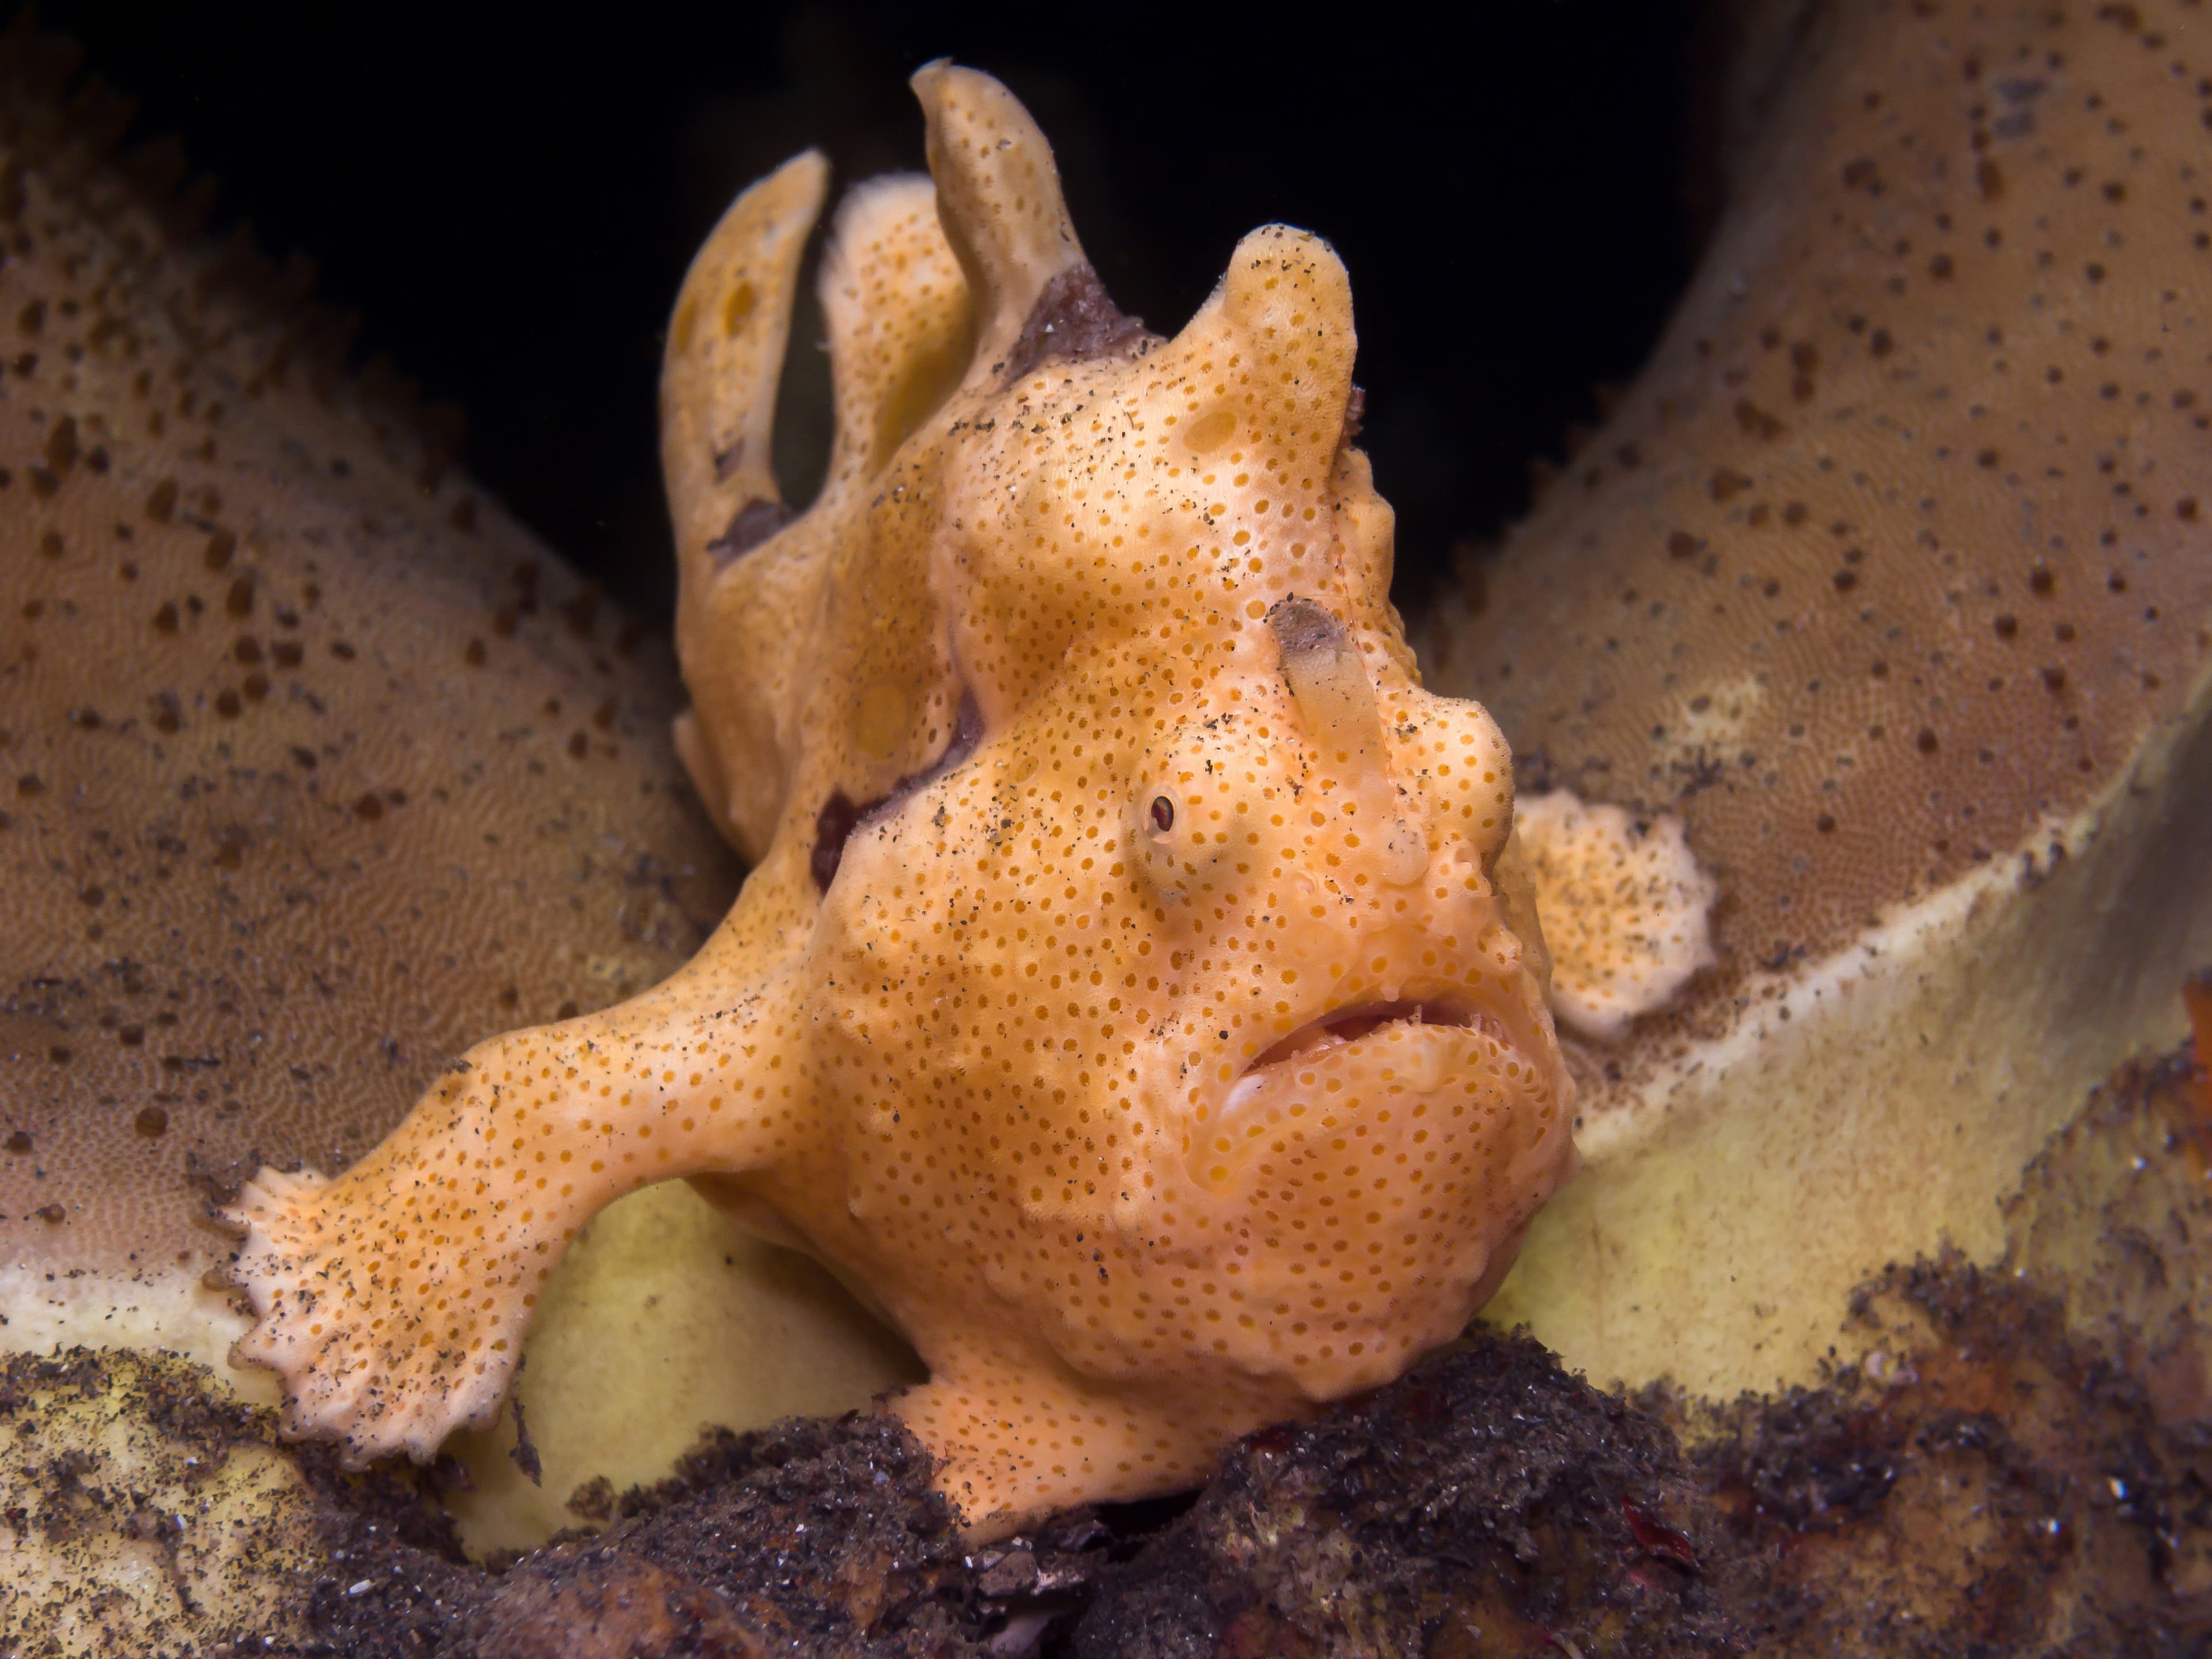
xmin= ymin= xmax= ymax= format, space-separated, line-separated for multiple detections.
xmin=227 ymin=67 xmax=1575 ymax=1535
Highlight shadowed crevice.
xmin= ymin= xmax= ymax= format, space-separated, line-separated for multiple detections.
xmin=1001 ymin=263 xmax=1149 ymax=383
xmin=811 ymin=690 xmax=984 ymax=892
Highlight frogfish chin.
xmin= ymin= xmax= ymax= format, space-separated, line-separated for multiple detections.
xmin=224 ymin=62 xmax=1575 ymax=1536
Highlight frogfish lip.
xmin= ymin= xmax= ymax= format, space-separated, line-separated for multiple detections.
xmin=1222 ymin=996 xmax=1500 ymax=1117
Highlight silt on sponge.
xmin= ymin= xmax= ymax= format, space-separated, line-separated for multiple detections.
xmin=225 ymin=64 xmax=1577 ymax=1536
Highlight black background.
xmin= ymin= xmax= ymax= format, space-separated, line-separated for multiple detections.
xmin=33 ymin=1 xmax=1705 ymax=624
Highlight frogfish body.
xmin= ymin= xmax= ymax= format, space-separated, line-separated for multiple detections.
xmin=226 ymin=65 xmax=1575 ymax=1534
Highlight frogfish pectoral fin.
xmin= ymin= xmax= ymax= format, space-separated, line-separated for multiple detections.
xmin=225 ymin=972 xmax=795 ymax=1467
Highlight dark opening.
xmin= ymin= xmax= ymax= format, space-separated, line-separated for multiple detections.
xmin=37 ymin=1 xmax=1703 ymax=626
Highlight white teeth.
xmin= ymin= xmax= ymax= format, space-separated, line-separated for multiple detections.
xmin=1225 ymin=1074 xmax=1269 ymax=1118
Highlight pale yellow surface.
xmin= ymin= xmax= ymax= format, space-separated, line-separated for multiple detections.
xmin=227 ymin=67 xmax=1574 ymax=1536
xmin=445 ymin=1180 xmax=921 ymax=1556
xmin=0 ymin=1354 xmax=317 ymax=1658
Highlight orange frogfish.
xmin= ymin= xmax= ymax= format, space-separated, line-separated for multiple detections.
xmin=226 ymin=64 xmax=1575 ymax=1534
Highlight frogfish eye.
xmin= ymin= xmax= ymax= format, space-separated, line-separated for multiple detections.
xmin=1150 ymin=796 xmax=1175 ymax=833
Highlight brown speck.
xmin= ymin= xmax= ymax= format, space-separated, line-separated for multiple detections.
xmin=204 ymin=529 xmax=236 ymax=571
xmin=145 ymin=478 xmax=177 ymax=522
xmin=44 ymin=415 xmax=76 ymax=473
xmin=135 ymin=1106 xmax=168 ymax=1138
xmin=2178 ymin=497 xmax=2200 ymax=521
xmin=1732 ymin=400 xmax=1785 ymax=440
xmin=151 ymin=601 xmax=178 ymax=634
xmin=464 ymin=637 xmax=487 ymax=667
xmin=37 ymin=528 xmax=62 ymax=559
xmin=2042 ymin=666 xmax=2068 ymax=692
xmin=36 ymin=1202 xmax=63 ymax=1224
xmin=1918 ymin=728 xmax=1940 ymax=754
xmin=555 ymin=999 xmax=579 ymax=1020
xmin=270 ymin=640 xmax=303 ymax=669
xmin=354 ymin=792 xmax=384 ymax=821
xmin=16 ymin=773 xmax=42 ymax=796
xmin=1995 ymin=615 xmax=2018 ymax=640
xmin=214 ymin=689 xmax=241 ymax=719
xmin=225 ymin=575 xmax=254 ymax=618
xmin=567 ymin=731 xmax=589 ymax=759
xmin=3 ymin=1131 xmax=29 ymax=1154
